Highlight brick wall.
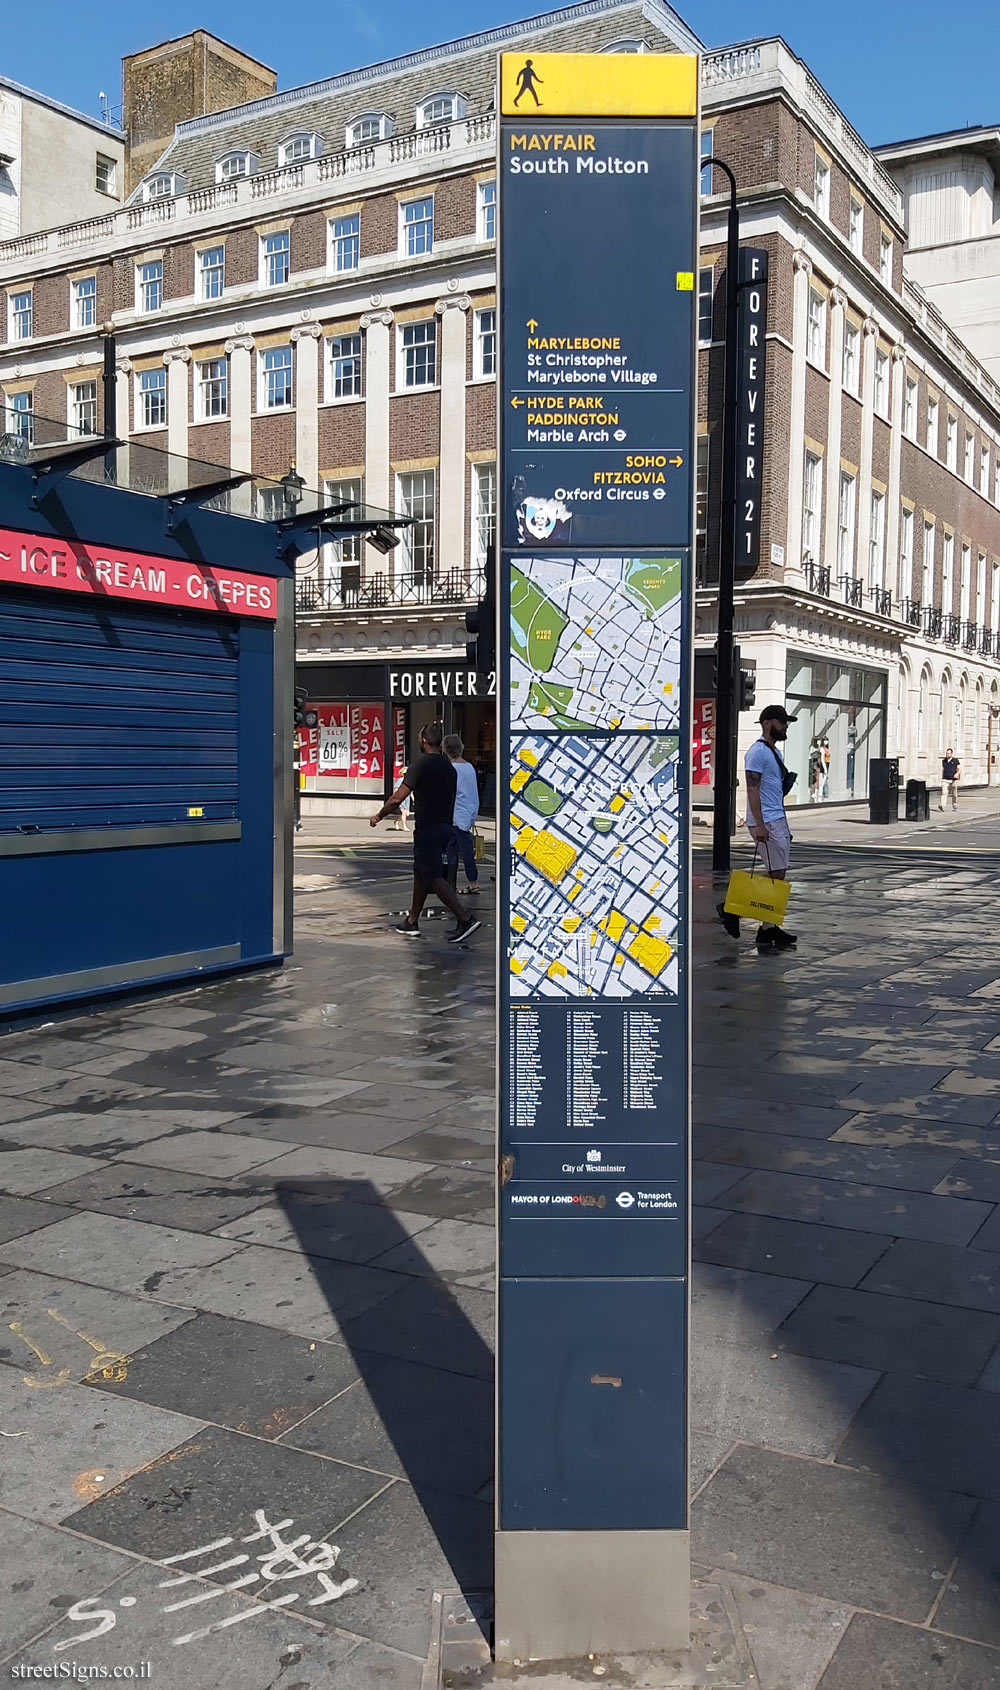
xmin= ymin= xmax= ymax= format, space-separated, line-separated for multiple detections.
xmin=435 ymin=175 xmax=476 ymax=241
xmin=360 ymin=193 xmax=397 ymax=260
xmin=225 ymin=228 xmax=257 ymax=288
xmin=164 ymin=243 xmax=192 ymax=302
xmin=389 ymin=391 xmax=440 ymax=461
xmin=250 ymin=412 xmax=296 ymax=477
xmin=466 ymin=380 xmax=495 ymax=452
xmin=318 ymin=400 xmax=364 ymax=472
xmin=292 ymin=211 xmax=326 ymax=273
xmin=190 ymin=420 xmax=231 ymax=466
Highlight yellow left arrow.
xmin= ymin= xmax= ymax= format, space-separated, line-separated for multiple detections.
xmin=511 ymin=396 xmax=524 ymax=409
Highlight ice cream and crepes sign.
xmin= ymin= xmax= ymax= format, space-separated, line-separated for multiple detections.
xmin=0 ymin=526 xmax=278 ymax=619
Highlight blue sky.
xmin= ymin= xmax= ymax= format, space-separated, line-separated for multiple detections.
xmin=2 ymin=0 xmax=992 ymax=149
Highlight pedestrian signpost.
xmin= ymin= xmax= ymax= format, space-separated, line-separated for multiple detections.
xmin=495 ymin=50 xmax=698 ymax=1661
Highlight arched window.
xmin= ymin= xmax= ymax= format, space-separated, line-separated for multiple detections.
xmin=918 ymin=666 xmax=931 ymax=753
xmin=346 ymin=113 xmax=392 ymax=148
xmin=215 ymin=151 xmax=258 ymax=183
xmin=279 ymin=132 xmax=323 ymax=165
xmin=416 ymin=92 xmax=467 ymax=129
xmin=897 ymin=661 xmax=910 ymax=759
xmin=974 ymin=678 xmax=984 ymax=755
xmin=939 ymin=671 xmax=951 ymax=754
xmin=142 ymin=171 xmax=184 ymax=201
xmin=603 ymin=39 xmax=648 ymax=51
xmin=959 ymin=674 xmax=970 ymax=750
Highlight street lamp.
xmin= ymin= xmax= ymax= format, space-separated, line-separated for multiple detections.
xmin=280 ymin=461 xmax=305 ymax=515
xmin=367 ymin=525 xmax=401 ymax=555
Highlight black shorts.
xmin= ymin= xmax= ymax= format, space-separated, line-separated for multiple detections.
xmin=413 ymin=823 xmax=451 ymax=888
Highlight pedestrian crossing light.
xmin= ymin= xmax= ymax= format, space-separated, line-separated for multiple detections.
xmin=739 ymin=668 xmax=757 ymax=712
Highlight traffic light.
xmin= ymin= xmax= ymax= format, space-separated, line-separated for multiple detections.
xmin=466 ymin=546 xmax=497 ymax=675
xmin=294 ymin=686 xmax=308 ymax=729
xmin=739 ymin=668 xmax=757 ymax=713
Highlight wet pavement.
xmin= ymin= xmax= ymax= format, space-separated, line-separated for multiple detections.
xmin=1 ymin=825 xmax=1000 ymax=1687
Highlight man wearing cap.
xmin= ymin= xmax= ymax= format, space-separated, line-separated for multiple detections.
xmin=718 ymin=705 xmax=798 ymax=952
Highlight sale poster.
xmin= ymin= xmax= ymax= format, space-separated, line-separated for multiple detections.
xmin=393 ymin=707 xmax=407 ymax=780
xmin=300 ymin=703 xmax=387 ymax=781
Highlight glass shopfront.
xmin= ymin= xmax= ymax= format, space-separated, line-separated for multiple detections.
xmin=785 ymin=655 xmax=887 ymax=803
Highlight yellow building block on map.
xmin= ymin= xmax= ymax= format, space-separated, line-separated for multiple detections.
xmin=511 ymin=768 xmax=530 ymax=794
xmin=657 ymin=832 xmax=670 ymax=845
xmin=562 ymin=915 xmax=582 ymax=932
xmin=514 ymin=824 xmax=537 ymax=854
xmin=610 ymin=717 xmax=622 ymax=728
xmin=643 ymin=914 xmax=662 ymax=931
xmin=628 ymin=932 xmax=673 ymax=977
xmin=614 ymin=953 xmax=625 ymax=966
xmin=663 ymin=682 xmax=674 ymax=694
xmin=650 ymin=880 xmax=661 ymax=893
xmin=609 ymin=795 xmax=626 ymax=813
xmin=525 ymin=829 xmax=577 ymax=884
xmin=567 ymin=883 xmax=582 ymax=901
xmin=547 ymin=960 xmax=568 ymax=980
xmin=511 ymin=914 xmax=527 ymax=933
xmin=603 ymin=910 xmax=628 ymax=943
xmin=510 ymin=958 xmax=524 ymax=975
xmin=519 ymin=747 xmax=539 ymax=767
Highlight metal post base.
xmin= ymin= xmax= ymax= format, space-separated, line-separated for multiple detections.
xmin=494 ymin=1528 xmax=689 ymax=1662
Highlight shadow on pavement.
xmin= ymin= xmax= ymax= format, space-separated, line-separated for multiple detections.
xmin=276 ymin=1176 xmax=494 ymax=1614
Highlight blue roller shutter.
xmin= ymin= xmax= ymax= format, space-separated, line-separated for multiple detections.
xmin=0 ymin=589 xmax=239 ymax=830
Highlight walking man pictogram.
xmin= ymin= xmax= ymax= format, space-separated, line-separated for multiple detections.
xmin=514 ymin=59 xmax=543 ymax=106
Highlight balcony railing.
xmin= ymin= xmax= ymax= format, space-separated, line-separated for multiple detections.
xmin=0 ymin=113 xmax=497 ymax=270
xmin=945 ymin=613 xmax=962 ymax=644
xmin=981 ymin=628 xmax=995 ymax=657
xmin=296 ymin=564 xmax=486 ymax=614
xmin=964 ymin=621 xmax=979 ymax=651
xmin=924 ymin=607 xmax=943 ymax=639
xmin=805 ymin=560 xmax=831 ymax=597
xmin=873 ymin=587 xmax=893 ymax=619
xmin=840 ymin=575 xmax=863 ymax=607
xmin=903 ymin=598 xmax=923 ymax=628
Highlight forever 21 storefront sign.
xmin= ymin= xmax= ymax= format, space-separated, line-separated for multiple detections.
xmin=388 ymin=667 xmax=496 ymax=701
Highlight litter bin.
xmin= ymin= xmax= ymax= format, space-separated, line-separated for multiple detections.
xmin=869 ymin=757 xmax=900 ymax=824
xmin=905 ymin=778 xmax=929 ymax=821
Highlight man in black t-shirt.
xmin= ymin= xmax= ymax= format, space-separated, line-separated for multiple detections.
xmin=941 ymin=748 xmax=961 ymax=811
xmin=371 ymin=720 xmax=482 ymax=942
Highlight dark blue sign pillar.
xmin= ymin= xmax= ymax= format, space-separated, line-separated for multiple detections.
xmin=495 ymin=50 xmax=699 ymax=1661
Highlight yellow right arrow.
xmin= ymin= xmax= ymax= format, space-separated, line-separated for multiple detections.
xmin=670 ymin=455 xmax=683 ymax=467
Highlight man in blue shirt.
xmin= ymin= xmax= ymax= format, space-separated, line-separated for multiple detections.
xmin=718 ymin=704 xmax=798 ymax=952
xmin=444 ymin=733 xmax=480 ymax=893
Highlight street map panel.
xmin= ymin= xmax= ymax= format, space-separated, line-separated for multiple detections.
xmin=510 ymin=553 xmax=682 ymax=733
xmin=509 ymin=731 xmax=680 ymax=1000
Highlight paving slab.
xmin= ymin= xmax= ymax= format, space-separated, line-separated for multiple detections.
xmin=932 ymin=1500 xmax=1000 ymax=1647
xmin=0 ymin=1368 xmax=202 ymax=1524
xmin=213 ymin=1194 xmax=439 ymax=1264
xmin=725 ymin=1572 xmax=850 ymax=1690
xmin=690 ymin=1263 xmax=811 ymax=1347
xmin=0 ymin=1212 xmax=242 ymax=1294
xmin=860 ymin=1238 xmax=1000 ymax=1312
xmin=692 ymin=1205 xmax=729 ymax=1241
xmin=697 ymin=1211 xmax=893 ymax=1286
xmin=692 ymin=1443 xmax=975 ymax=1621
xmin=331 ymin=1480 xmax=493 ymax=1658
xmin=0 ymin=1194 xmax=73 ymax=1246
xmin=343 ymin=1279 xmax=493 ymax=1381
xmin=968 ymin=1206 xmax=1000 ymax=1251
xmin=380 ymin=1124 xmax=496 ymax=1170
xmin=226 ymin=1108 xmax=433 ymax=1152
xmin=32 ymin=1163 xmax=271 ymax=1233
xmin=8 ymin=1559 xmax=364 ymax=1689
xmin=0 ymin=1270 xmax=194 ymax=1384
xmin=0 ymin=1108 xmax=219 ymax=1156
xmin=371 ymin=1219 xmax=494 ymax=1290
xmin=15 ymin=1076 xmax=156 ymax=1111
xmin=936 ymin=1156 xmax=1000 ymax=1200
xmin=0 ymin=1148 xmax=105 ymax=1196
xmin=777 ymin=1284 xmax=1000 ymax=1385
xmin=717 ymin=1168 xmax=993 ymax=1245
xmin=833 ymin=1113 xmax=1000 ymax=1154
xmin=707 ymin=1128 xmax=962 ymax=1192
xmin=85 ymin=1310 xmax=366 ymax=1436
xmin=282 ymin=1356 xmax=493 ymax=1497
xmin=0 ymin=1507 xmax=135 ymax=1658
xmin=836 ymin=1373 xmax=1000 ymax=1499
xmin=815 ymin=1611 xmax=1000 ymax=1689
xmin=115 ymin=1130 xmax=294 ymax=1179
xmin=150 ymin=1244 xmax=407 ymax=1341
xmin=64 ymin=1423 xmax=390 ymax=1564
xmin=691 ymin=1343 xmax=878 ymax=1459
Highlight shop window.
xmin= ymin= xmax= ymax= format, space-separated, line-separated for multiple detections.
xmin=298 ymin=701 xmax=387 ymax=794
xmin=785 ymin=654 xmax=888 ymax=802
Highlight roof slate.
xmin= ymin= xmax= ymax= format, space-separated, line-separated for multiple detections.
xmin=147 ymin=1 xmax=694 ymax=193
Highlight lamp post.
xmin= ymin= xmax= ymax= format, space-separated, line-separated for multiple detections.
xmin=703 ymin=155 xmax=741 ymax=875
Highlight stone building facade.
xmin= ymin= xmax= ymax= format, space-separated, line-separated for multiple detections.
xmin=4 ymin=6 xmax=1000 ymax=813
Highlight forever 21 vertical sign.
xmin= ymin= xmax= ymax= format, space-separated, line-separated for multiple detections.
xmin=735 ymin=247 xmax=768 ymax=578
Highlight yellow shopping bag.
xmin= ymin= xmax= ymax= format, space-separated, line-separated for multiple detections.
xmin=723 ymin=859 xmax=791 ymax=925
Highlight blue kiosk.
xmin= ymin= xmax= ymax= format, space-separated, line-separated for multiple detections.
xmin=0 ymin=422 xmax=401 ymax=1019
